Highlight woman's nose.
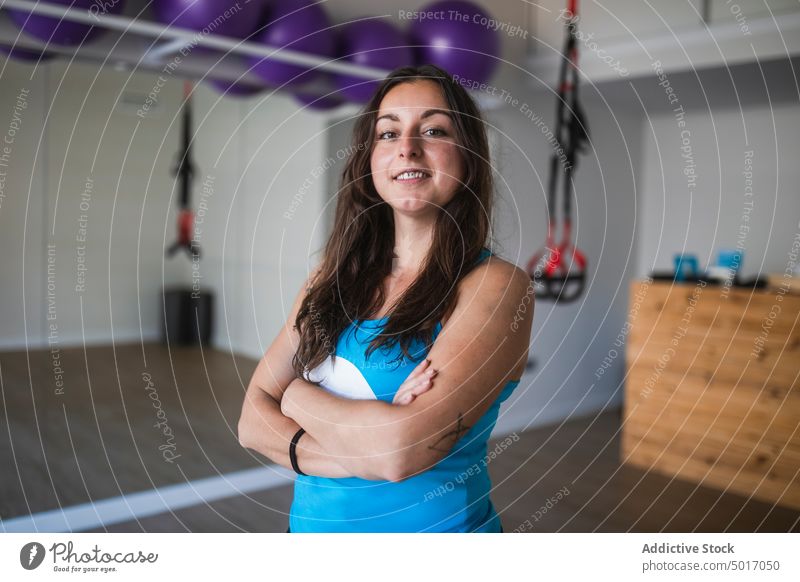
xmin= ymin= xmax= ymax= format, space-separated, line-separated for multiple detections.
xmin=397 ymin=134 xmax=422 ymax=158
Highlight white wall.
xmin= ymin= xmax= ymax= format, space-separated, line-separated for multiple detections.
xmin=0 ymin=58 xmax=47 ymax=350
xmin=637 ymin=101 xmax=800 ymax=278
xmin=0 ymin=58 xmax=329 ymax=357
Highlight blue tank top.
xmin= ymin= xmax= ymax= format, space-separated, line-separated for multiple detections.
xmin=290 ymin=247 xmax=520 ymax=532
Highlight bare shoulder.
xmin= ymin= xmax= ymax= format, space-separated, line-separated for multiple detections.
xmin=462 ymin=255 xmax=531 ymax=301
xmin=442 ymin=256 xmax=532 ymax=326
xmin=439 ymin=255 xmax=533 ymax=379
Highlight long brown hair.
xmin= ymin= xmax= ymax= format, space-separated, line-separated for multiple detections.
xmin=292 ymin=64 xmax=494 ymax=376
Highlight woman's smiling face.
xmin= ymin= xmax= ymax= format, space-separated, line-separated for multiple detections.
xmin=370 ymin=80 xmax=465 ymax=217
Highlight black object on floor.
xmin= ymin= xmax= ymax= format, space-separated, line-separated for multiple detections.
xmin=162 ymin=287 xmax=214 ymax=345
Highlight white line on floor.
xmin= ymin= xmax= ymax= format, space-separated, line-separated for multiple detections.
xmin=1 ymin=465 xmax=295 ymax=532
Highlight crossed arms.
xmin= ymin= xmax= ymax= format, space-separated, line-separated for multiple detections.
xmin=237 ymin=259 xmax=533 ymax=482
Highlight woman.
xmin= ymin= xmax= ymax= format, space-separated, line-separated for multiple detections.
xmin=238 ymin=64 xmax=534 ymax=533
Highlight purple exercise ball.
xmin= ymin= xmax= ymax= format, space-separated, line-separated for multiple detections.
xmin=292 ymin=91 xmax=344 ymax=111
xmin=249 ymin=0 xmax=336 ymax=88
xmin=333 ymin=19 xmax=412 ymax=104
xmin=151 ymin=0 xmax=266 ymax=39
xmin=152 ymin=0 xmax=269 ymax=93
xmin=0 ymin=44 xmax=55 ymax=63
xmin=409 ymin=0 xmax=499 ymax=83
xmin=7 ymin=0 xmax=126 ymax=46
xmin=209 ymin=78 xmax=264 ymax=98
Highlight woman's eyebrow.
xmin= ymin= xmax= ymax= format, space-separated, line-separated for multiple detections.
xmin=375 ymin=109 xmax=454 ymax=123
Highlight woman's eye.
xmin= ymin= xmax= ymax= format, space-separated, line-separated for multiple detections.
xmin=377 ymin=128 xmax=446 ymax=140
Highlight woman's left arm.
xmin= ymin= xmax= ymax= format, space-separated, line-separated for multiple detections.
xmin=281 ymin=261 xmax=534 ymax=482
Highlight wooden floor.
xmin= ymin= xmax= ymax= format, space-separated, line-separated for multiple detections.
xmin=2 ymin=343 xmax=798 ymax=532
xmin=0 ymin=342 xmax=264 ymax=518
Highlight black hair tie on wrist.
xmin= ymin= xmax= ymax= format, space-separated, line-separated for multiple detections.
xmin=290 ymin=428 xmax=307 ymax=476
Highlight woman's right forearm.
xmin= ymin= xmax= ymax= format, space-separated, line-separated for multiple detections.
xmin=238 ymin=386 xmax=353 ymax=478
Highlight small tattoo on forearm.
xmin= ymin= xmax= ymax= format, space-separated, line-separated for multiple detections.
xmin=428 ymin=412 xmax=471 ymax=452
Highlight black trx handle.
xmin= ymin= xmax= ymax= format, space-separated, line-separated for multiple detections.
xmin=527 ymin=4 xmax=590 ymax=304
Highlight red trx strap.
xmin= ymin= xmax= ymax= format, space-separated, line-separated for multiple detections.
xmin=526 ymin=0 xmax=589 ymax=303
xmin=167 ymin=80 xmax=200 ymax=258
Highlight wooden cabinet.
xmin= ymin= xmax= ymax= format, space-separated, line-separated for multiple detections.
xmin=622 ymin=279 xmax=800 ymax=510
